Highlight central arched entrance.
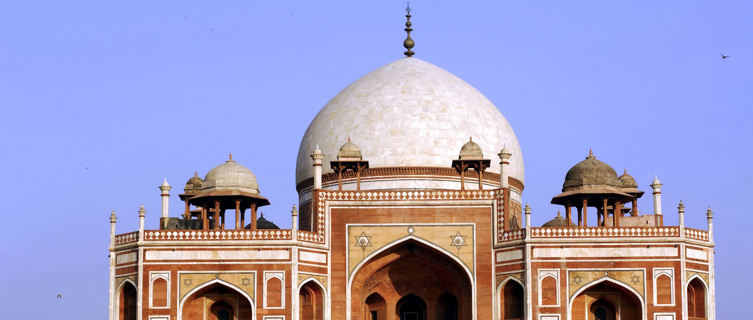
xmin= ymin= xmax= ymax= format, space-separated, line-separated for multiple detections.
xmin=570 ymin=279 xmax=642 ymax=320
xmin=180 ymin=281 xmax=253 ymax=320
xmin=350 ymin=239 xmax=472 ymax=320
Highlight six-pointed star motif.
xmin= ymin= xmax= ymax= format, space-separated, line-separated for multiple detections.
xmin=450 ymin=232 xmax=467 ymax=252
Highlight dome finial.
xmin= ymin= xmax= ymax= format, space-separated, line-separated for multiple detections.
xmin=194 ymin=171 xmax=198 ymax=177
xmin=403 ymin=2 xmax=415 ymax=57
xmin=228 ymin=152 xmax=233 ymax=161
xmin=469 ymin=136 xmax=472 ymax=142
xmin=588 ymin=148 xmax=593 ymax=157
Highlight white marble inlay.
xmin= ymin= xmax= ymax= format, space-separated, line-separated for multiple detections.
xmin=145 ymin=250 xmax=289 ymax=261
xmin=496 ymin=249 xmax=523 ymax=262
xmin=686 ymin=248 xmax=708 ymax=261
xmin=533 ymin=247 xmax=678 ymax=258
xmin=299 ymin=251 xmax=327 ymax=264
xmin=116 ymin=252 xmax=136 ymax=264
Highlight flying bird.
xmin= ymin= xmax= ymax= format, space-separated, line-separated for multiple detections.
xmin=57 ymin=294 xmax=62 ymax=299
xmin=720 ymin=53 xmax=729 ymax=59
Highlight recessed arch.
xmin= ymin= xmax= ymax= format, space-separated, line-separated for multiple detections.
xmin=299 ymin=278 xmax=326 ymax=320
xmin=568 ymin=277 xmax=646 ymax=320
xmin=114 ymin=279 xmax=138 ymax=320
xmin=498 ymin=278 xmax=524 ymax=320
xmin=348 ymin=237 xmax=474 ymax=320
xmin=348 ymin=235 xmax=474 ymax=290
xmin=686 ymin=275 xmax=709 ymax=319
xmin=177 ymin=279 xmax=255 ymax=320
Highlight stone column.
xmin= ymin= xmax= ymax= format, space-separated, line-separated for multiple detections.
xmin=159 ymin=179 xmax=171 ymax=229
xmin=498 ymin=146 xmax=512 ymax=189
xmin=582 ymin=198 xmax=588 ymax=227
xmin=291 ymin=204 xmax=298 ymax=240
xmin=108 ymin=210 xmax=117 ymax=320
xmin=706 ymin=206 xmax=714 ymax=241
xmin=235 ymin=200 xmax=241 ymax=229
xmin=250 ymin=203 xmax=257 ymax=230
xmin=138 ymin=205 xmax=145 ymax=241
xmin=110 ymin=210 xmax=117 ymax=248
xmin=311 ymin=145 xmax=324 ymax=189
xmin=213 ymin=201 xmax=220 ymax=230
xmin=651 ymin=175 xmax=663 ymax=215
xmin=524 ymin=203 xmax=531 ymax=230
xmin=678 ymin=201 xmax=685 ymax=237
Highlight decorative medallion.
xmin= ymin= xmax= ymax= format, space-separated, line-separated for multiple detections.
xmin=630 ymin=273 xmax=640 ymax=284
xmin=450 ymin=232 xmax=467 ymax=252
xmin=354 ymin=232 xmax=372 ymax=252
xmin=241 ymin=278 xmax=251 ymax=287
xmin=183 ymin=278 xmax=192 ymax=287
xmin=572 ymin=274 xmax=583 ymax=285
xmin=407 ymin=226 xmax=415 ymax=234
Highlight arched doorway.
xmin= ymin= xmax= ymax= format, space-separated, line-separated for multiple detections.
xmin=687 ymin=278 xmax=707 ymax=319
xmin=499 ymin=280 xmax=524 ymax=320
xmin=117 ymin=281 xmax=137 ymax=320
xmin=350 ymin=240 xmax=473 ymax=320
xmin=365 ymin=292 xmax=387 ymax=320
xmin=299 ymin=280 xmax=324 ymax=320
xmin=180 ymin=282 xmax=253 ymax=320
xmin=210 ymin=300 xmax=235 ymax=320
xmin=589 ymin=299 xmax=615 ymax=320
xmin=570 ymin=280 xmax=642 ymax=320
xmin=397 ymin=294 xmax=426 ymax=320
xmin=436 ymin=292 xmax=459 ymax=320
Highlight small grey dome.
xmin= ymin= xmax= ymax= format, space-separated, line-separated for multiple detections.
xmin=562 ymin=150 xmax=620 ymax=191
xmin=618 ymin=169 xmax=638 ymax=189
xmin=183 ymin=172 xmax=204 ymax=194
xmin=541 ymin=212 xmax=572 ymax=228
xmin=459 ymin=138 xmax=484 ymax=160
xmin=246 ymin=213 xmax=279 ymax=230
xmin=202 ymin=155 xmax=260 ymax=194
xmin=337 ymin=139 xmax=363 ymax=160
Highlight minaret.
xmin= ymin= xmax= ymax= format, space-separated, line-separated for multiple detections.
xmin=524 ymin=203 xmax=531 ymax=229
xmin=678 ymin=200 xmax=685 ymax=235
xmin=291 ymin=204 xmax=298 ymax=232
xmin=650 ymin=175 xmax=663 ymax=216
xmin=706 ymin=206 xmax=714 ymax=241
xmin=311 ymin=145 xmax=324 ymax=189
xmin=109 ymin=210 xmax=117 ymax=249
xmin=159 ymin=178 xmax=171 ymax=226
xmin=403 ymin=2 xmax=415 ymax=57
xmin=138 ymin=204 xmax=145 ymax=241
xmin=498 ymin=145 xmax=512 ymax=189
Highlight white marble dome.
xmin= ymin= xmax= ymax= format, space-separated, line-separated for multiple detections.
xmin=202 ymin=157 xmax=260 ymax=194
xmin=296 ymin=57 xmax=524 ymax=188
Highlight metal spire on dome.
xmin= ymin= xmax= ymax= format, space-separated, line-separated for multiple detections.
xmin=403 ymin=2 xmax=415 ymax=57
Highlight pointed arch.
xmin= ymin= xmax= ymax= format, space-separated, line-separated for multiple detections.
xmin=568 ymin=277 xmax=646 ymax=320
xmin=686 ymin=275 xmax=708 ymax=319
xmin=497 ymin=277 xmax=524 ymax=320
xmin=299 ymin=278 xmax=326 ymax=320
xmin=347 ymin=236 xmax=475 ymax=320
xmin=114 ymin=279 xmax=138 ymax=320
xmin=177 ymin=279 xmax=255 ymax=320
xmin=348 ymin=235 xmax=474 ymax=289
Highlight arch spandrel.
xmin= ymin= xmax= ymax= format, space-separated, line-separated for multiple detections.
xmin=115 ymin=275 xmax=137 ymax=290
xmin=347 ymin=224 xmax=475 ymax=276
xmin=567 ymin=270 xmax=645 ymax=299
xmin=685 ymin=271 xmax=709 ymax=286
xmin=179 ymin=272 xmax=256 ymax=302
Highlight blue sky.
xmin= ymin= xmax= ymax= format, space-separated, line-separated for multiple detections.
xmin=0 ymin=1 xmax=750 ymax=318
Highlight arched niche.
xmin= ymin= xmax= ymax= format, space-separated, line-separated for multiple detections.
xmin=116 ymin=280 xmax=138 ymax=320
xmin=299 ymin=280 xmax=325 ymax=320
xmin=687 ymin=277 xmax=707 ymax=319
xmin=349 ymin=239 xmax=472 ymax=320
xmin=569 ymin=278 xmax=643 ymax=320
xmin=179 ymin=280 xmax=254 ymax=320
xmin=499 ymin=279 xmax=524 ymax=320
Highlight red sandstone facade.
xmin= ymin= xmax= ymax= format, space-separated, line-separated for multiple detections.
xmin=107 ymin=13 xmax=715 ymax=319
